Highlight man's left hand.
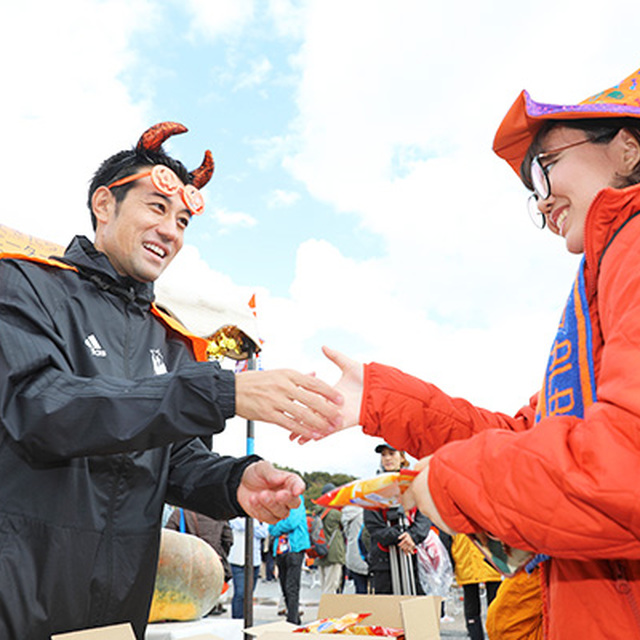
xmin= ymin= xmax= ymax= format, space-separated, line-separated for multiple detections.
xmin=237 ymin=460 xmax=305 ymax=524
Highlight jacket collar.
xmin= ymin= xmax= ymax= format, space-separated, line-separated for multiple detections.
xmin=584 ymin=182 xmax=640 ymax=294
xmin=60 ymin=235 xmax=155 ymax=305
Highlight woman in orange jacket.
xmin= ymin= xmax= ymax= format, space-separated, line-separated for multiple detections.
xmin=322 ymin=66 xmax=640 ymax=639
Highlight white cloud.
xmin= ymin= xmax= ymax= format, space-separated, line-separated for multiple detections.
xmin=267 ymin=189 xmax=301 ymax=208
xmin=0 ymin=0 xmax=153 ymax=245
xmin=267 ymin=0 xmax=307 ymax=39
xmin=210 ymin=206 xmax=258 ymax=232
xmin=234 ymin=56 xmax=273 ymax=91
xmin=185 ymin=0 xmax=255 ymax=39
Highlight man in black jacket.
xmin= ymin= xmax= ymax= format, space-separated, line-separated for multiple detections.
xmin=0 ymin=122 xmax=343 ymax=640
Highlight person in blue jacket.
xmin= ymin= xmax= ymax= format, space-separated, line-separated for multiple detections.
xmin=269 ymin=496 xmax=311 ymax=624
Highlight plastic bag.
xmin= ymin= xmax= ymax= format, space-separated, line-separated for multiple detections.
xmin=415 ymin=530 xmax=454 ymax=597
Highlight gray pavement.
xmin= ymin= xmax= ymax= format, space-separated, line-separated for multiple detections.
xmin=210 ymin=568 xmax=494 ymax=638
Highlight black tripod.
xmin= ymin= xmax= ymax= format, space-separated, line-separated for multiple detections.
xmin=388 ymin=512 xmax=417 ymax=595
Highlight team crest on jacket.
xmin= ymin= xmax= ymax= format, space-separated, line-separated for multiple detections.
xmin=150 ymin=349 xmax=168 ymax=375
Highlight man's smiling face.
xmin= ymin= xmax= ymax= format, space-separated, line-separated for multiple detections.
xmin=92 ymin=171 xmax=191 ymax=282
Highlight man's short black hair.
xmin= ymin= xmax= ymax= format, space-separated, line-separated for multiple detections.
xmin=87 ymin=147 xmax=192 ymax=231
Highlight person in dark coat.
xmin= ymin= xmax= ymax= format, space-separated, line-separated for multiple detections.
xmin=364 ymin=443 xmax=431 ymax=594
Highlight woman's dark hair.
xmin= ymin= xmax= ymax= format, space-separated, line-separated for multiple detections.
xmin=87 ymin=147 xmax=192 ymax=230
xmin=520 ymin=117 xmax=640 ymax=191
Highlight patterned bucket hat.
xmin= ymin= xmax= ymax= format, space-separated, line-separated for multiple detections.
xmin=493 ymin=67 xmax=640 ymax=175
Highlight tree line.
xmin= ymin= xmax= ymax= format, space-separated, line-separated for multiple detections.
xmin=275 ymin=465 xmax=357 ymax=514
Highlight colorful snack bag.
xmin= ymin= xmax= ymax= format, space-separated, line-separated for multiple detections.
xmin=342 ymin=625 xmax=404 ymax=636
xmin=313 ymin=470 xmax=418 ymax=510
xmin=294 ymin=612 xmax=371 ymax=633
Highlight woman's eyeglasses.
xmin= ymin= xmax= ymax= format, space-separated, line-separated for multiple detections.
xmin=527 ymin=136 xmax=597 ymax=229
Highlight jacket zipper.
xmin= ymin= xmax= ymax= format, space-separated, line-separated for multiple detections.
xmin=612 ymin=561 xmax=640 ymax=631
xmin=123 ymin=301 xmax=132 ymax=379
xmin=100 ymin=298 xmax=133 ymax=622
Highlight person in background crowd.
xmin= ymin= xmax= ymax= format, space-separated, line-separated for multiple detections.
xmin=316 ymin=483 xmax=346 ymax=594
xmin=341 ymin=504 xmax=369 ymax=594
xmin=269 ymin=496 xmax=310 ymax=625
xmin=364 ymin=444 xmax=430 ymax=594
xmin=228 ymin=517 xmax=269 ymax=619
xmin=262 ymin=534 xmax=276 ymax=582
xmin=451 ymin=533 xmax=502 ymax=640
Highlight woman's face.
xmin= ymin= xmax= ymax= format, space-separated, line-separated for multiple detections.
xmin=380 ymin=448 xmax=403 ymax=472
xmin=534 ymin=126 xmax=629 ymax=253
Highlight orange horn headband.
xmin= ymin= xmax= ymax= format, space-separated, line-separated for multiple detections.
xmin=191 ymin=150 xmax=214 ymax=189
xmin=136 ymin=121 xmax=215 ymax=189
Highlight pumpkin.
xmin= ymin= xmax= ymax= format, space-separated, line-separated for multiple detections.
xmin=148 ymin=528 xmax=225 ymax=623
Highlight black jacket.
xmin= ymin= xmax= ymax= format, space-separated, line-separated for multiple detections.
xmin=0 ymin=236 xmax=258 ymax=639
xmin=363 ymin=505 xmax=431 ymax=571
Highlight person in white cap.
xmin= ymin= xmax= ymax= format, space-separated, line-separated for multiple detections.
xmin=364 ymin=443 xmax=430 ymax=595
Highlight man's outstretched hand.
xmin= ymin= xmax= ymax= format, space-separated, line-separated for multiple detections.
xmin=235 ymin=368 xmax=343 ymax=441
xmin=237 ymin=460 xmax=305 ymax=524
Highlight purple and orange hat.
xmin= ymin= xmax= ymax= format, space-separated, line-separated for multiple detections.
xmin=493 ymin=67 xmax=640 ymax=176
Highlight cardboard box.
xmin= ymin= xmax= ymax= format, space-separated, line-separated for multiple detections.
xmin=51 ymin=621 xmax=223 ymax=640
xmin=246 ymin=594 xmax=441 ymax=640
xmin=51 ymin=623 xmax=136 ymax=640
xmin=146 ymin=618 xmax=239 ymax=640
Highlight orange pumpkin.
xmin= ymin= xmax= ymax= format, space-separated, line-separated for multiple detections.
xmin=148 ymin=528 xmax=224 ymax=623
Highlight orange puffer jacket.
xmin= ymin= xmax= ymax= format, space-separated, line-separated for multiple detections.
xmin=360 ymin=183 xmax=640 ymax=639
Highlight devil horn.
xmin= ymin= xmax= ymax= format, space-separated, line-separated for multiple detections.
xmin=137 ymin=122 xmax=188 ymax=152
xmin=191 ymin=150 xmax=214 ymax=189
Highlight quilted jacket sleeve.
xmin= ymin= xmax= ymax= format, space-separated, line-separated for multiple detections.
xmin=428 ymin=223 xmax=640 ymax=560
xmin=360 ymin=362 xmax=536 ymax=458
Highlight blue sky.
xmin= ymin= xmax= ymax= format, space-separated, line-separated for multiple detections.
xmin=125 ymin=2 xmax=382 ymax=295
xmin=2 ymin=0 xmax=639 ymax=477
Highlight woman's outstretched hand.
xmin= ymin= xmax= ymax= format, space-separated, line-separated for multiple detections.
xmin=321 ymin=345 xmax=365 ymax=429
xmin=288 ymin=346 xmax=365 ymax=444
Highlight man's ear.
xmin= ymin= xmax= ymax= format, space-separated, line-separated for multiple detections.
xmin=91 ymin=186 xmax=116 ymax=227
xmin=616 ymin=129 xmax=640 ymax=175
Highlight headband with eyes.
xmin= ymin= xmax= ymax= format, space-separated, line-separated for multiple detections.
xmin=137 ymin=121 xmax=214 ymax=189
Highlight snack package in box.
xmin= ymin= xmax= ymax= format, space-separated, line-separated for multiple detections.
xmin=294 ymin=613 xmax=370 ymax=633
xmin=294 ymin=612 xmax=404 ymax=636
xmin=313 ymin=470 xmax=418 ymax=511
xmin=342 ymin=625 xmax=405 ymax=636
